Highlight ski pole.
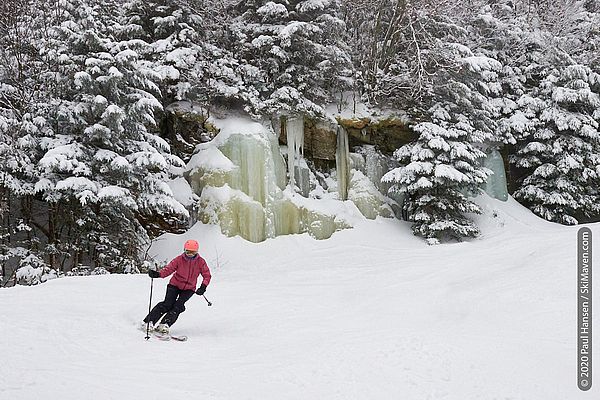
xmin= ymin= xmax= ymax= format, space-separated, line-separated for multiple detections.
xmin=145 ymin=277 xmax=154 ymax=340
xmin=203 ymin=294 xmax=212 ymax=306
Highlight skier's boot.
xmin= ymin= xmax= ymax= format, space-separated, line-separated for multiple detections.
xmin=155 ymin=323 xmax=170 ymax=338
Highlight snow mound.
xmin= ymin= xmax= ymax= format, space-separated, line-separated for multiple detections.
xmin=472 ymin=193 xmax=562 ymax=238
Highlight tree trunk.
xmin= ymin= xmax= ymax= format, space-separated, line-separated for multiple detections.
xmin=48 ymin=202 xmax=56 ymax=269
xmin=0 ymin=183 xmax=9 ymax=280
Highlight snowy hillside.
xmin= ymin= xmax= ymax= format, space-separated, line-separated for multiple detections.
xmin=1 ymin=195 xmax=598 ymax=399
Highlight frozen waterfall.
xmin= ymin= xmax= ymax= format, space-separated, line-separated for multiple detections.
xmin=336 ymin=126 xmax=350 ymax=200
xmin=286 ymin=116 xmax=305 ymax=194
xmin=186 ymin=117 xmax=367 ymax=242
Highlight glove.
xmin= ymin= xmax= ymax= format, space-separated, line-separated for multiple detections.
xmin=196 ymin=284 xmax=207 ymax=296
xmin=148 ymin=269 xmax=160 ymax=278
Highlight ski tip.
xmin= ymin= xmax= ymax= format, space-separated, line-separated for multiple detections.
xmin=150 ymin=332 xmax=187 ymax=341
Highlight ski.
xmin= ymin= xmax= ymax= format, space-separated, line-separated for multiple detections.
xmin=152 ymin=332 xmax=188 ymax=341
xmin=139 ymin=324 xmax=188 ymax=341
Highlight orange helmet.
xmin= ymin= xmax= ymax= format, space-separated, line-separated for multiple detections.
xmin=183 ymin=239 xmax=199 ymax=252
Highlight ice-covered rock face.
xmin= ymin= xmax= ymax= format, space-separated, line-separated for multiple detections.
xmin=348 ymin=147 xmax=402 ymax=219
xmin=351 ymin=145 xmax=395 ymax=195
xmin=348 ymin=170 xmax=395 ymax=219
xmin=187 ymin=118 xmax=368 ymax=242
xmin=483 ymin=149 xmax=508 ymax=202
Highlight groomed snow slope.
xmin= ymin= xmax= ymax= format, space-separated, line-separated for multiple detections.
xmin=1 ymin=195 xmax=598 ymax=400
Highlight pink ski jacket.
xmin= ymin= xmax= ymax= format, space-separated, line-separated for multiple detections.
xmin=159 ymin=253 xmax=211 ymax=291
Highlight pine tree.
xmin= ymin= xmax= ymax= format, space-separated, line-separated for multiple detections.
xmin=35 ymin=0 xmax=188 ymax=271
xmin=229 ymin=0 xmax=351 ymax=116
xmin=382 ymin=36 xmax=499 ymax=243
xmin=118 ymin=0 xmax=206 ymax=102
xmin=0 ymin=0 xmax=70 ymax=280
xmin=512 ymin=64 xmax=600 ymax=224
xmin=467 ymin=2 xmax=600 ymax=224
xmin=383 ymin=120 xmax=490 ymax=244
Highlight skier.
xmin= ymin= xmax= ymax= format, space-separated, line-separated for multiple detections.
xmin=142 ymin=239 xmax=211 ymax=336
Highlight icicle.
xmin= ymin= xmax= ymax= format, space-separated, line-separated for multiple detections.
xmin=336 ymin=126 xmax=350 ymax=200
xmin=269 ymin=134 xmax=287 ymax=190
xmin=286 ymin=116 xmax=304 ymax=193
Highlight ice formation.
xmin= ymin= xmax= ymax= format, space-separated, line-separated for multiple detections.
xmin=349 ymin=146 xmax=402 ymax=219
xmin=483 ymin=149 xmax=508 ymax=201
xmin=286 ymin=116 xmax=309 ymax=196
xmin=351 ymin=145 xmax=395 ymax=194
xmin=347 ymin=170 xmax=395 ymax=219
xmin=336 ymin=126 xmax=350 ymax=200
xmin=187 ymin=117 xmax=365 ymax=242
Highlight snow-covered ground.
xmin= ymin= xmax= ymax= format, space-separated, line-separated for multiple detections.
xmin=1 ymin=195 xmax=598 ymax=399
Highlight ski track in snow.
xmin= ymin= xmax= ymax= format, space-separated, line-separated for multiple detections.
xmin=1 ymin=195 xmax=599 ymax=399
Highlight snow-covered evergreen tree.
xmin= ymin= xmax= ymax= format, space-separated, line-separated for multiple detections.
xmin=383 ymin=119 xmax=491 ymax=244
xmin=0 ymin=0 xmax=189 ymax=273
xmin=117 ymin=0 xmax=206 ymax=102
xmin=380 ymin=11 xmax=500 ymax=243
xmin=49 ymin=0 xmax=188 ymax=269
xmin=0 ymin=0 xmax=70 ymax=280
xmin=466 ymin=2 xmax=600 ymax=224
xmin=512 ymin=64 xmax=600 ymax=224
xmin=116 ymin=0 xmax=262 ymax=161
xmin=468 ymin=1 xmax=594 ymax=147
xmin=229 ymin=0 xmax=351 ymax=117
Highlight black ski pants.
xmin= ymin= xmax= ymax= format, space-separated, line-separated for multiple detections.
xmin=145 ymin=284 xmax=195 ymax=326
